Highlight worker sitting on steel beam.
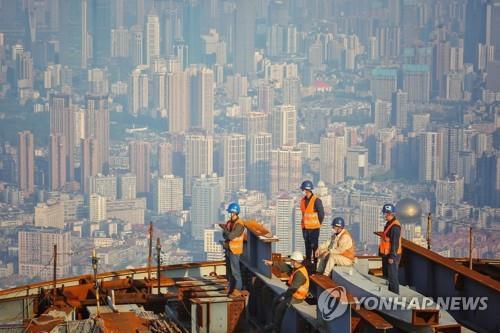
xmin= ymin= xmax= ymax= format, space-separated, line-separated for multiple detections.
xmin=379 ymin=203 xmax=402 ymax=294
xmin=262 ymin=251 xmax=309 ymax=333
xmin=315 ymin=217 xmax=356 ymax=277
xmin=221 ymin=202 xmax=246 ymax=298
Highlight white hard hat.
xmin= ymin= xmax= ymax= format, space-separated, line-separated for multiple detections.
xmin=290 ymin=251 xmax=304 ymax=261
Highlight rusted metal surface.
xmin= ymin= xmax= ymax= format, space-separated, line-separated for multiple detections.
xmin=100 ymin=312 xmax=149 ymax=332
xmin=310 ymin=274 xmax=394 ymax=332
xmin=382 ymin=233 xmax=500 ymax=332
xmin=241 ymin=221 xmax=277 ymax=279
xmin=411 ymin=308 xmax=439 ymax=326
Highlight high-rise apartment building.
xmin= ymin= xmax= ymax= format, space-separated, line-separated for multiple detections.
xmin=152 ymin=175 xmax=183 ymax=214
xmin=419 ymin=132 xmax=443 ymax=182
xmin=117 ymin=174 xmax=136 ymax=199
xmin=246 ymin=133 xmax=272 ymax=193
xmin=88 ymin=174 xmax=117 ymax=200
xmin=128 ymin=141 xmax=151 ymax=194
xmin=391 ymin=90 xmax=408 ymax=130
xmin=436 ymin=175 xmax=465 ymax=205
xmin=157 ymin=143 xmax=172 ymax=177
xmin=190 ymin=68 xmax=214 ymax=133
xmin=185 ymin=133 xmax=213 ymax=196
xmin=221 ymin=134 xmax=246 ymax=193
xmin=80 ymin=138 xmax=99 ymax=194
xmin=257 ymin=82 xmax=274 ymax=113
xmin=89 ymin=193 xmax=107 ymax=222
xmin=320 ymin=132 xmax=346 ymax=185
xmin=167 ymin=70 xmax=189 ymax=133
xmin=85 ymin=95 xmax=109 ymax=173
xmin=370 ymin=68 xmax=397 ymax=101
xmin=50 ymin=94 xmax=74 ymax=182
xmin=270 ymin=146 xmax=302 ymax=195
xmin=145 ymin=11 xmax=160 ymax=65
xmin=17 ymin=131 xmax=34 ymax=196
xmin=49 ymin=134 xmax=66 ymax=191
xmin=372 ymin=100 xmax=391 ymax=130
xmin=234 ymin=0 xmax=255 ymax=75
xmin=274 ymin=194 xmax=294 ymax=255
xmin=346 ymin=146 xmax=369 ymax=179
xmin=272 ymin=105 xmax=297 ymax=148
xmin=190 ymin=174 xmax=224 ymax=240
xmin=402 ymin=64 xmax=431 ymax=103
xmin=360 ymin=201 xmax=385 ymax=244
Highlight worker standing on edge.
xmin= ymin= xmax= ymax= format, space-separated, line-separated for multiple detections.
xmin=379 ymin=203 xmax=402 ymax=294
xmin=222 ymin=202 xmax=245 ymax=297
xmin=263 ymin=251 xmax=309 ymax=333
xmin=316 ymin=217 xmax=356 ymax=277
xmin=299 ymin=180 xmax=324 ymax=271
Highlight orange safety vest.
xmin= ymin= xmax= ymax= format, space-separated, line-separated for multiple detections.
xmin=287 ymin=266 xmax=309 ymax=300
xmin=337 ymin=229 xmax=356 ymax=261
xmin=300 ymin=195 xmax=321 ymax=229
xmin=379 ymin=219 xmax=402 ymax=255
xmin=226 ymin=219 xmax=245 ymax=255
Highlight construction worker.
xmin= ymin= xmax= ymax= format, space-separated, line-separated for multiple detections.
xmin=263 ymin=251 xmax=309 ymax=333
xmin=379 ymin=203 xmax=402 ymax=294
xmin=315 ymin=217 xmax=356 ymax=277
xmin=299 ymin=180 xmax=324 ymax=270
xmin=221 ymin=202 xmax=245 ymax=297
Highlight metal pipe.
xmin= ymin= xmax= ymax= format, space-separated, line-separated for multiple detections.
xmin=427 ymin=213 xmax=432 ymax=250
xmin=156 ymin=237 xmax=161 ymax=295
xmin=53 ymin=244 xmax=57 ymax=304
xmin=148 ymin=221 xmax=153 ymax=281
xmin=469 ymin=227 xmax=473 ymax=270
xmin=92 ymin=248 xmax=100 ymax=316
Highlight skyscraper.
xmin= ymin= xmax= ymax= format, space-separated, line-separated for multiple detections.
xmin=50 ymin=94 xmax=74 ymax=182
xmin=190 ymin=68 xmax=214 ymax=133
xmin=360 ymin=201 xmax=385 ymax=244
xmin=402 ymin=64 xmax=431 ymax=103
xmin=391 ymin=90 xmax=408 ymax=130
xmin=129 ymin=25 xmax=144 ymax=66
xmin=185 ymin=133 xmax=213 ymax=196
xmin=257 ymin=82 xmax=274 ymax=113
xmin=372 ymin=100 xmax=391 ymax=131
xmin=274 ymin=194 xmax=294 ymax=255
xmin=242 ymin=112 xmax=269 ymax=135
xmin=89 ymin=0 xmax=111 ymax=66
xmin=370 ymin=68 xmax=397 ymax=101
xmin=85 ymin=95 xmax=109 ymax=173
xmin=221 ymin=134 xmax=246 ymax=193
xmin=152 ymin=175 xmax=183 ymax=214
xmin=128 ymin=67 xmax=149 ymax=116
xmin=80 ymin=138 xmax=99 ymax=194
xmin=436 ymin=175 xmax=465 ymax=205
xmin=320 ymin=131 xmax=346 ymax=185
xmin=89 ymin=193 xmax=107 ymax=222
xmin=183 ymin=0 xmax=202 ymax=64
xmin=419 ymin=132 xmax=443 ymax=182
xmin=167 ymin=70 xmax=190 ymax=134
xmin=49 ymin=134 xmax=66 ymax=191
xmin=17 ymin=131 xmax=34 ymax=196
xmin=246 ymin=133 xmax=272 ymax=193
xmin=476 ymin=151 xmax=500 ymax=208
xmin=283 ymin=77 xmax=301 ymax=108
xmin=146 ymin=11 xmax=160 ymax=65
xmin=234 ymin=0 xmax=255 ymax=75
xmin=270 ymin=146 xmax=302 ymax=195
xmin=272 ymin=105 xmax=297 ymax=148
xmin=129 ymin=141 xmax=151 ymax=194
xmin=158 ymin=142 xmax=172 ymax=177
xmin=191 ymin=174 xmax=224 ymax=240
xmin=439 ymin=125 xmax=463 ymax=177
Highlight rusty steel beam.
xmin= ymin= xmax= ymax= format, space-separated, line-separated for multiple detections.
xmin=310 ymin=274 xmax=393 ymax=332
xmin=241 ymin=220 xmax=278 ymax=278
xmin=393 ymin=235 xmax=500 ymax=332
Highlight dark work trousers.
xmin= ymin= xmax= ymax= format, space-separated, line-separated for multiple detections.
xmin=225 ymin=250 xmax=242 ymax=291
xmin=271 ymin=292 xmax=302 ymax=332
xmin=382 ymin=254 xmax=401 ymax=294
xmin=302 ymin=228 xmax=320 ymax=263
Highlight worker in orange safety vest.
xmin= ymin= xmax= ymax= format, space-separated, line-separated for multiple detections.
xmin=222 ymin=202 xmax=245 ymax=297
xmin=263 ymin=251 xmax=309 ymax=332
xmin=379 ymin=203 xmax=402 ymax=294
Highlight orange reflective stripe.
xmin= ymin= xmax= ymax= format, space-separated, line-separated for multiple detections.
xmin=339 ymin=230 xmax=356 ymax=261
xmin=228 ymin=220 xmax=245 ymax=255
xmin=300 ymin=196 xmax=321 ymax=229
xmin=288 ymin=266 xmax=309 ymax=300
xmin=379 ymin=220 xmax=402 ymax=255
